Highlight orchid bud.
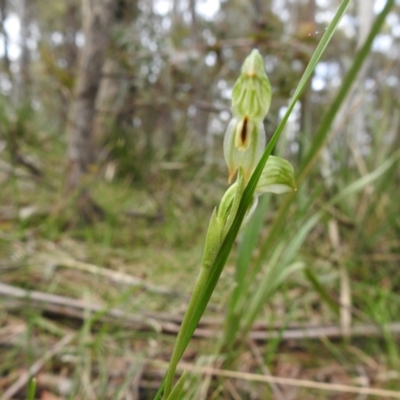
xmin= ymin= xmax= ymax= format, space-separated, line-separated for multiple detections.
xmin=232 ymin=49 xmax=272 ymax=121
xmin=217 ymin=169 xmax=258 ymax=235
xmin=202 ymin=208 xmax=221 ymax=270
xmin=218 ymin=167 xmax=245 ymax=235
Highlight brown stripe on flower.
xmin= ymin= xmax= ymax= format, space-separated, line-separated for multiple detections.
xmin=240 ymin=116 xmax=248 ymax=148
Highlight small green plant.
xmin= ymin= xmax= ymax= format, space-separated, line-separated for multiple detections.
xmin=27 ymin=378 xmax=36 ymax=400
xmin=161 ymin=50 xmax=296 ymax=399
xmin=156 ymin=2 xmax=351 ymax=398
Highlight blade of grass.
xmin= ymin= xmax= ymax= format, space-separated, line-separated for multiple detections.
xmin=299 ymin=0 xmax=395 ymax=178
xmin=248 ymin=0 xmax=395 ymax=305
xmin=27 ymin=378 xmax=36 ymax=400
xmin=305 ymin=267 xmax=341 ymax=316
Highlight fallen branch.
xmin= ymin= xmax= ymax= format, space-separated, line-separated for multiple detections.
xmin=52 ymin=257 xmax=178 ymax=296
xmin=0 ymin=282 xmax=172 ymax=333
xmin=1 ymin=282 xmax=400 ymax=341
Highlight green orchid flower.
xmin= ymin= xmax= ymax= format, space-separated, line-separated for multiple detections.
xmin=223 ymin=116 xmax=266 ymax=183
xmin=214 ymin=156 xmax=296 ymax=244
xmin=255 ymin=155 xmax=297 ymax=195
xmin=232 ymin=49 xmax=272 ymax=121
xmin=224 ymin=49 xmax=272 ymax=183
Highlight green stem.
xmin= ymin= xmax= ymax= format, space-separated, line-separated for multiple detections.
xmin=162 ymin=266 xmax=210 ymax=399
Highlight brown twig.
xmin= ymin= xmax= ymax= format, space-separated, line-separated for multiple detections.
xmin=53 ymin=257 xmax=178 ymax=296
xmin=152 ymin=360 xmax=400 ymax=399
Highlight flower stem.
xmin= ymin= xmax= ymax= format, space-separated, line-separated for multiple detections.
xmin=162 ymin=266 xmax=210 ymax=399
